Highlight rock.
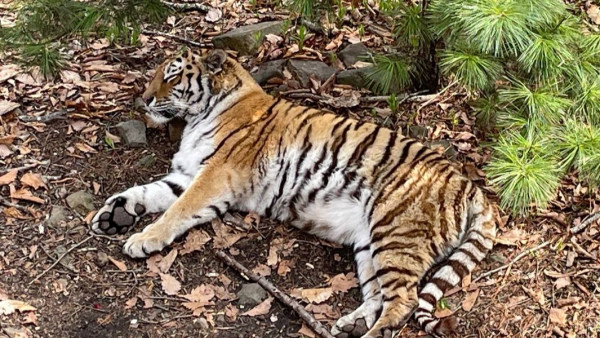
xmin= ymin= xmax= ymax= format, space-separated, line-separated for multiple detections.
xmin=212 ymin=21 xmax=283 ymax=56
xmin=66 ymin=190 xmax=95 ymax=215
xmin=426 ymin=140 xmax=457 ymax=160
xmin=47 ymin=205 xmax=69 ymax=226
xmin=237 ymin=283 xmax=267 ymax=306
xmin=116 ymin=120 xmax=147 ymax=147
xmin=168 ymin=118 xmax=187 ymax=143
xmin=135 ymin=154 xmax=156 ymax=169
xmin=251 ymin=60 xmax=287 ymax=85
xmin=338 ymin=43 xmax=370 ymax=67
xmin=408 ymin=125 xmax=428 ymax=139
xmin=336 ymin=68 xmax=371 ymax=89
xmin=97 ymin=251 xmax=109 ymax=267
xmin=54 ymin=245 xmax=75 ymax=271
xmin=287 ymin=60 xmax=336 ymax=87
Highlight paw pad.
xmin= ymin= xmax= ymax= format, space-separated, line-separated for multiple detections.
xmin=91 ymin=196 xmax=144 ymax=235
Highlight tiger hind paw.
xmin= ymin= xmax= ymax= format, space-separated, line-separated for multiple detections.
xmin=91 ymin=196 xmax=145 ymax=235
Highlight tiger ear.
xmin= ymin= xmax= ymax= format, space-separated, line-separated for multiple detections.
xmin=205 ymin=49 xmax=228 ymax=74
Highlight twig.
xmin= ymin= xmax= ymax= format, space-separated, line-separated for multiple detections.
xmin=142 ymin=29 xmax=209 ymax=48
xmin=29 ymin=235 xmax=93 ymax=285
xmin=0 ymin=160 xmax=50 ymax=174
xmin=19 ymin=109 xmax=70 ymax=123
xmin=358 ymin=90 xmax=429 ymax=103
xmin=473 ymin=241 xmax=551 ymax=283
xmin=417 ymin=80 xmax=457 ymax=112
xmin=215 ymin=250 xmax=334 ymax=338
xmin=0 ymin=196 xmax=29 ymax=212
xmin=160 ymin=0 xmax=210 ymax=12
xmin=570 ymin=211 xmax=600 ymax=234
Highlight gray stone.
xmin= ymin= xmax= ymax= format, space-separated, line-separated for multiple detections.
xmin=168 ymin=118 xmax=187 ymax=143
xmin=338 ymin=43 xmax=370 ymax=67
xmin=287 ymin=60 xmax=336 ymax=87
xmin=47 ymin=205 xmax=69 ymax=226
xmin=66 ymin=190 xmax=95 ymax=215
xmin=135 ymin=154 xmax=156 ymax=169
xmin=426 ymin=140 xmax=457 ymax=160
xmin=212 ymin=21 xmax=283 ymax=56
xmin=237 ymin=283 xmax=267 ymax=306
xmin=251 ymin=59 xmax=287 ymax=85
xmin=116 ymin=120 xmax=147 ymax=148
xmin=336 ymin=68 xmax=371 ymax=89
xmin=97 ymin=251 xmax=109 ymax=267
xmin=408 ymin=125 xmax=428 ymax=139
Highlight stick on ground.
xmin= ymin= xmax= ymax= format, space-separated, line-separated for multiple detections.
xmin=215 ymin=250 xmax=335 ymax=338
xmin=29 ymin=235 xmax=93 ymax=285
xmin=473 ymin=241 xmax=551 ymax=283
xmin=570 ymin=211 xmax=600 ymax=234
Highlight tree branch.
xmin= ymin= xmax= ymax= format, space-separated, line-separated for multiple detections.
xmin=473 ymin=241 xmax=551 ymax=283
xmin=570 ymin=211 xmax=600 ymax=234
xmin=160 ymin=0 xmax=210 ymax=12
xmin=142 ymin=29 xmax=209 ymax=48
xmin=215 ymin=250 xmax=334 ymax=338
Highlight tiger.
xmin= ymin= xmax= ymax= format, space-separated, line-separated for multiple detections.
xmin=91 ymin=49 xmax=497 ymax=337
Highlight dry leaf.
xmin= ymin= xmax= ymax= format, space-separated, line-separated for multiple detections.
xmin=10 ymin=187 xmax=44 ymax=204
xmin=297 ymin=323 xmax=317 ymax=338
xmin=224 ymin=304 xmax=238 ymax=322
xmin=554 ymin=276 xmax=571 ymax=290
xmin=160 ymin=273 xmax=181 ymax=296
xmin=146 ymin=254 xmax=162 ymax=274
xmin=549 ymin=307 xmax=567 ymax=326
xmin=0 ymin=65 xmax=21 ymax=83
xmin=181 ymin=229 xmax=212 ymax=255
xmin=241 ymin=297 xmax=273 ymax=316
xmin=205 ymin=8 xmax=222 ymax=22
xmin=108 ymin=256 xmax=127 ymax=271
xmin=588 ymin=4 xmax=600 ymax=24
xmin=212 ymin=220 xmax=246 ymax=249
xmin=329 ymin=273 xmax=359 ymax=294
xmin=157 ymin=249 xmax=177 ymax=273
xmin=434 ymin=308 xmax=454 ymax=319
xmin=522 ymin=286 xmax=545 ymax=306
xmin=0 ymin=100 xmax=19 ymax=116
xmin=461 ymin=289 xmax=480 ymax=312
xmin=75 ymin=142 xmax=98 ymax=153
xmin=277 ymin=259 xmax=294 ymax=276
xmin=0 ymin=300 xmax=36 ymax=315
xmin=290 ymin=288 xmax=333 ymax=304
xmin=124 ymin=297 xmax=138 ymax=309
xmin=20 ymin=172 xmax=47 ymax=190
xmin=183 ymin=285 xmax=215 ymax=303
xmin=0 ymin=169 xmax=18 ymax=186
xmin=495 ymin=228 xmax=526 ymax=246
xmin=252 ymin=264 xmax=271 ymax=277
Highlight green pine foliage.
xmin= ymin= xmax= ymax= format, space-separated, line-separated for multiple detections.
xmin=0 ymin=0 xmax=168 ymax=78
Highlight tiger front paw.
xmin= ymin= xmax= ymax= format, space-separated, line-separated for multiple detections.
xmin=91 ymin=196 xmax=145 ymax=235
xmin=331 ymin=299 xmax=381 ymax=337
xmin=122 ymin=227 xmax=170 ymax=258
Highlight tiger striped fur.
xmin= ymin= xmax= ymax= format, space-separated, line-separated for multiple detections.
xmin=91 ymin=49 xmax=497 ymax=337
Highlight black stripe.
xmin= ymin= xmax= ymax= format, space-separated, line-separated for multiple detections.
xmin=376 ymin=266 xmax=417 ymax=278
xmin=373 ymin=132 xmax=398 ymax=176
xmin=164 ymin=180 xmax=184 ymax=197
xmin=429 ymin=277 xmax=453 ymax=292
xmin=361 ymin=274 xmax=378 ymax=287
xmin=208 ymin=205 xmax=224 ymax=219
xmin=354 ymin=244 xmax=370 ymax=254
xmin=372 ymin=242 xmax=418 ymax=257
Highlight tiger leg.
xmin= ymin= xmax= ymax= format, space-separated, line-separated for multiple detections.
xmin=361 ymin=237 xmax=428 ymax=338
xmin=123 ymin=165 xmax=242 ymax=258
xmin=91 ymin=172 xmax=191 ymax=235
xmin=332 ymin=238 xmax=383 ymax=337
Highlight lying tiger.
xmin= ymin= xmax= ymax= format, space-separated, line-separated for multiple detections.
xmin=91 ymin=49 xmax=497 ymax=337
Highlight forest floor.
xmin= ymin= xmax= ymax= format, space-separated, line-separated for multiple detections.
xmin=2 ymin=1 xmax=600 ymax=338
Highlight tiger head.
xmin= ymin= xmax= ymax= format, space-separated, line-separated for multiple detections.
xmin=141 ymin=49 xmax=254 ymax=124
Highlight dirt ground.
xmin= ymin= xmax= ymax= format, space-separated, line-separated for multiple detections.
xmin=2 ymin=1 xmax=600 ymax=338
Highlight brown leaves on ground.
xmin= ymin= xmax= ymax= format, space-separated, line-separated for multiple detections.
xmin=181 ymin=229 xmax=211 ymax=255
xmin=0 ymin=300 xmax=36 ymax=315
xmin=212 ymin=220 xmax=246 ymax=249
xmin=328 ymin=272 xmax=359 ymax=293
xmin=461 ymin=289 xmax=480 ymax=312
xmin=241 ymin=297 xmax=273 ymax=316
xmin=549 ymin=307 xmax=568 ymax=326
xmin=20 ymin=172 xmax=46 ymax=190
xmin=108 ymin=256 xmax=127 ymax=271
xmin=160 ymin=273 xmax=181 ymax=296
xmin=182 ymin=285 xmax=216 ymax=316
xmin=0 ymin=169 xmax=18 ymax=186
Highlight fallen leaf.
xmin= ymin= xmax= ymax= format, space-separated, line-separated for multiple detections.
xmin=241 ymin=297 xmax=273 ymax=316
xmin=183 ymin=285 xmax=215 ymax=303
xmin=205 ymin=8 xmax=222 ymax=22
xmin=108 ymin=256 xmax=127 ymax=271
xmin=495 ymin=228 xmax=526 ymax=246
xmin=277 ymin=259 xmax=295 ymax=276
xmin=124 ymin=297 xmax=138 ymax=309
xmin=297 ymin=323 xmax=317 ymax=338
xmin=462 ymin=289 xmax=480 ymax=312
xmin=290 ymin=288 xmax=333 ymax=304
xmin=157 ymin=249 xmax=178 ymax=273
xmin=10 ymin=187 xmax=44 ymax=204
xmin=20 ymin=172 xmax=47 ymax=190
xmin=252 ymin=264 xmax=271 ymax=277
xmin=549 ymin=307 xmax=567 ymax=326
xmin=212 ymin=220 xmax=246 ymax=249
xmin=75 ymin=142 xmax=98 ymax=153
xmin=0 ymin=64 xmax=21 ymax=83
xmin=22 ymin=311 xmax=37 ymax=325
xmin=522 ymin=286 xmax=545 ymax=306
xmin=146 ymin=254 xmax=162 ymax=274
xmin=224 ymin=303 xmax=238 ymax=322
xmin=160 ymin=273 xmax=181 ymax=296
xmin=181 ymin=229 xmax=212 ymax=255
xmin=434 ymin=308 xmax=454 ymax=319
xmin=554 ymin=276 xmax=571 ymax=290
xmin=0 ymin=169 xmax=18 ymax=186
xmin=306 ymin=303 xmax=338 ymax=319
xmin=0 ymin=100 xmax=19 ymax=116
xmin=329 ymin=273 xmax=359 ymax=294
xmin=588 ymin=4 xmax=600 ymax=25
xmin=0 ymin=300 xmax=36 ymax=315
